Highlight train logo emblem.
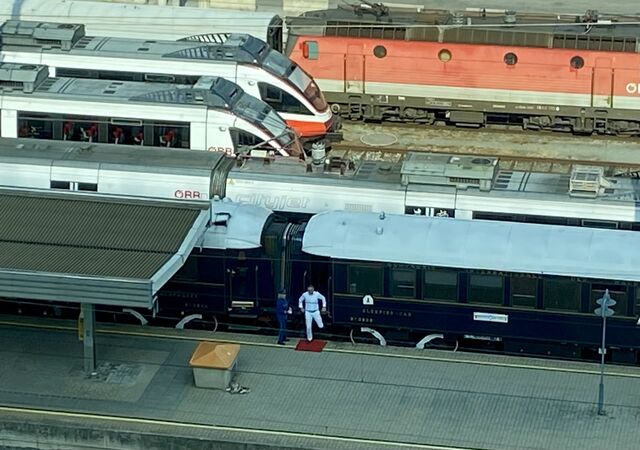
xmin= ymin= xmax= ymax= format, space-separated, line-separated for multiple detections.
xmin=363 ymin=295 xmax=374 ymax=305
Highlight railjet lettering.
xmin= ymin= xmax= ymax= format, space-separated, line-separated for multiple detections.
xmin=473 ymin=312 xmax=508 ymax=323
xmin=174 ymin=190 xmax=202 ymax=199
xmin=235 ymin=194 xmax=311 ymax=210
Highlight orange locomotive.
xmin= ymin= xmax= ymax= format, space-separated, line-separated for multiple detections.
xmin=285 ymin=5 xmax=640 ymax=135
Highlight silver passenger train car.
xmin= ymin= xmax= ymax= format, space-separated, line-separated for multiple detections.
xmin=0 ymin=138 xmax=638 ymax=231
xmin=0 ymin=63 xmax=302 ymax=156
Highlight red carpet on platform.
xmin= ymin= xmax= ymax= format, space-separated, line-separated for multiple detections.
xmin=295 ymin=339 xmax=326 ymax=352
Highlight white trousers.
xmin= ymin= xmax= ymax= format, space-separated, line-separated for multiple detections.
xmin=304 ymin=310 xmax=323 ymax=341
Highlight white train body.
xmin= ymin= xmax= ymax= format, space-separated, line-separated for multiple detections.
xmin=0 ymin=139 xmax=232 ymax=199
xmin=0 ymin=22 xmax=339 ymax=144
xmin=0 ymin=0 xmax=283 ymax=46
xmin=1 ymin=138 xmax=638 ymax=230
xmin=0 ymin=63 xmax=302 ymax=156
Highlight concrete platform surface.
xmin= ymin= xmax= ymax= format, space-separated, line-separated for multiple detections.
xmin=1 ymin=321 xmax=640 ymax=450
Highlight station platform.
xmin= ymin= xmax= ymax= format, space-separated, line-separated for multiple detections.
xmin=1 ymin=316 xmax=640 ymax=450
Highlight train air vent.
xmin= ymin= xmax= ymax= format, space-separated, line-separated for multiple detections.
xmin=0 ymin=63 xmax=48 ymax=93
xmin=0 ymin=20 xmax=85 ymax=51
xmin=401 ymin=152 xmax=498 ymax=191
xmin=569 ymin=166 xmax=613 ymax=198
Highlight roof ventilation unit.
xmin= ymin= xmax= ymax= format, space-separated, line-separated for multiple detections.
xmin=569 ymin=166 xmax=613 ymax=198
xmin=401 ymin=152 xmax=498 ymax=191
xmin=504 ymin=10 xmax=517 ymax=25
xmin=0 ymin=20 xmax=85 ymax=51
xmin=0 ymin=63 xmax=48 ymax=93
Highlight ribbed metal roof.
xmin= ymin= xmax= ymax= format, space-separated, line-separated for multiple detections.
xmin=0 ymin=189 xmax=210 ymax=307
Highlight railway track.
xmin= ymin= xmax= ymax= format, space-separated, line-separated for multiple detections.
xmin=336 ymin=122 xmax=640 ymax=175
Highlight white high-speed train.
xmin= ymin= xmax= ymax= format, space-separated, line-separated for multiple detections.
xmin=0 ymin=63 xmax=302 ymax=156
xmin=0 ymin=21 xmax=340 ymax=146
xmin=0 ymin=0 xmax=284 ymax=49
xmin=1 ymin=138 xmax=638 ymax=231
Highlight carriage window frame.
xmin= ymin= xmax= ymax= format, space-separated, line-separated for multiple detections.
xmin=423 ymin=268 xmax=458 ymax=302
xmin=591 ymin=284 xmax=629 ymax=317
xmin=510 ymin=275 xmax=537 ymax=308
xmin=468 ymin=273 xmax=504 ymax=305
xmin=543 ymin=278 xmax=580 ymax=312
xmin=390 ymin=267 xmax=416 ymax=298
xmin=347 ymin=263 xmax=384 ymax=296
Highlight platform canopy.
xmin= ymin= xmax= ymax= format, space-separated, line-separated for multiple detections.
xmin=0 ymin=189 xmax=210 ymax=308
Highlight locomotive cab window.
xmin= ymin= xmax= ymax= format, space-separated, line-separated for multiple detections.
xmin=390 ymin=268 xmax=416 ymax=298
xmin=424 ymin=269 xmax=458 ymax=302
xmin=302 ymin=40 xmax=319 ymax=60
xmin=347 ymin=264 xmax=383 ymax=296
xmin=258 ymin=82 xmax=313 ymax=115
xmin=468 ymin=273 xmax=503 ymax=305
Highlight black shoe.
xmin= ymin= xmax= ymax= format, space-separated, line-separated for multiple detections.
xmin=284 ymin=339 xmax=290 ymax=342
xmin=277 ymin=341 xmax=285 ymax=345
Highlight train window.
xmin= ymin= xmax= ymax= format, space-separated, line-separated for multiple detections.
xmin=302 ymin=41 xmax=319 ymax=60
xmin=17 ymin=113 xmax=54 ymax=140
xmin=144 ymin=74 xmax=176 ymax=83
xmin=258 ymin=82 xmax=313 ymax=115
xmin=348 ymin=264 xmax=383 ymax=296
xmin=174 ymin=257 xmax=200 ymax=282
xmin=373 ymin=45 xmax=387 ymax=58
xmin=390 ymin=268 xmax=416 ymax=298
xmin=591 ymin=285 xmax=628 ymax=317
xmin=503 ymin=52 xmax=518 ymax=66
xmin=78 ymin=183 xmax=98 ymax=192
xmin=543 ymin=279 xmax=580 ymax=312
xmin=150 ymin=121 xmax=190 ymax=148
xmin=56 ymin=68 xmax=94 ymax=79
xmin=50 ymin=180 xmax=70 ymax=190
xmin=468 ymin=274 xmax=503 ymax=305
xmin=231 ymin=128 xmax=263 ymax=150
xmin=510 ymin=276 xmax=537 ymax=308
xmin=438 ymin=49 xmax=452 ymax=62
xmin=570 ymin=56 xmax=584 ymax=69
xmin=581 ymin=219 xmax=618 ymax=230
xmin=424 ymin=269 xmax=458 ymax=302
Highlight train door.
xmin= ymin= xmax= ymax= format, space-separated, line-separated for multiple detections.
xmin=591 ymin=58 xmax=613 ymax=108
xmin=344 ymin=44 xmax=365 ymax=94
xmin=226 ymin=251 xmax=258 ymax=317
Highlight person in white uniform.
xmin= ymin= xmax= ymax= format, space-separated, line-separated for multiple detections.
xmin=298 ymin=284 xmax=326 ymax=341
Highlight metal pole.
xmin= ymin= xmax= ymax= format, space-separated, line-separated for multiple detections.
xmin=597 ymin=311 xmax=606 ymax=415
xmin=82 ymin=302 xmax=96 ymax=375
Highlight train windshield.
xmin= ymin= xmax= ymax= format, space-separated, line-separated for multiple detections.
xmin=288 ymin=66 xmax=327 ymax=112
xmin=263 ymin=49 xmax=328 ymax=112
xmin=232 ymin=93 xmax=301 ymax=153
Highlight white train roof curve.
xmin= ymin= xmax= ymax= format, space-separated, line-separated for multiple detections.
xmin=303 ymin=211 xmax=640 ymax=282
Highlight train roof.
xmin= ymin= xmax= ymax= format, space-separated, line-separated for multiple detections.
xmin=202 ymin=199 xmax=273 ymax=250
xmin=303 ymin=211 xmax=640 ymax=282
xmin=0 ymin=0 xmax=280 ymax=43
xmin=0 ymin=138 xmax=231 ymax=174
xmin=0 ymin=63 xmax=243 ymax=108
xmin=0 ymin=21 xmax=273 ymax=67
xmin=290 ymin=7 xmax=640 ymax=52
xmin=229 ymin=152 xmax=640 ymax=211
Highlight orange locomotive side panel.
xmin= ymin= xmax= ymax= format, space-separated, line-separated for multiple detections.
xmin=288 ymin=35 xmax=640 ymax=100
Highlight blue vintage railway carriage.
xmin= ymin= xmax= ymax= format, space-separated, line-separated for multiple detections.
xmin=302 ymin=212 xmax=640 ymax=363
